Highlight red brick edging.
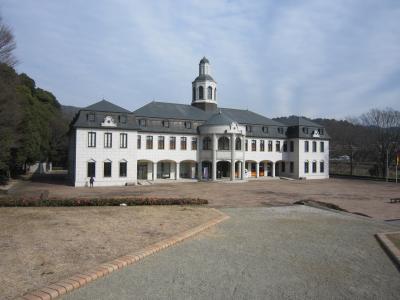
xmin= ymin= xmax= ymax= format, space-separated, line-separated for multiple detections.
xmin=17 ymin=209 xmax=229 ymax=300
xmin=375 ymin=231 xmax=400 ymax=268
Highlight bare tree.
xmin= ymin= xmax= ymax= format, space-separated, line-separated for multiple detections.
xmin=0 ymin=15 xmax=17 ymax=67
xmin=359 ymin=108 xmax=400 ymax=177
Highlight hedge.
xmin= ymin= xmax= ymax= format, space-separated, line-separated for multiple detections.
xmin=0 ymin=195 xmax=208 ymax=207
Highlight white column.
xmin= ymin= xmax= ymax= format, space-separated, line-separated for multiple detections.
xmin=272 ymin=162 xmax=275 ymax=177
xmin=231 ymin=133 xmax=236 ymax=181
xmin=176 ymin=162 xmax=180 ymax=180
xmin=197 ymin=162 xmax=202 ymax=180
xmin=256 ymin=162 xmax=259 ymax=178
xmin=152 ymin=162 xmax=157 ymax=181
xmin=212 ymin=134 xmax=217 ymax=181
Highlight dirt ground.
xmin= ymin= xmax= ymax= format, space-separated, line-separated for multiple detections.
xmin=387 ymin=233 xmax=400 ymax=249
xmin=0 ymin=206 xmax=219 ymax=300
xmin=7 ymin=177 xmax=400 ymax=220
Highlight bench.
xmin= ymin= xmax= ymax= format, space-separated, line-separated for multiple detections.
xmin=390 ymin=198 xmax=400 ymax=203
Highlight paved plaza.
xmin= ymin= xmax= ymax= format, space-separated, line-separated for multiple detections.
xmin=64 ymin=206 xmax=400 ymax=300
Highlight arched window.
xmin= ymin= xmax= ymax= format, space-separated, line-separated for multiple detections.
xmin=199 ymin=86 xmax=204 ymax=100
xmin=214 ymin=88 xmax=217 ymax=100
xmin=235 ymin=137 xmax=241 ymax=150
xmin=203 ymin=137 xmax=211 ymax=150
xmin=192 ymin=87 xmax=196 ymax=101
xmin=208 ymin=86 xmax=213 ymax=99
xmin=218 ymin=136 xmax=230 ymax=150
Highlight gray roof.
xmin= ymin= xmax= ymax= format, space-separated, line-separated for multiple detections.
xmin=204 ymin=111 xmax=235 ymax=126
xmin=278 ymin=116 xmax=322 ymax=127
xmin=193 ymin=74 xmax=216 ymax=82
xmin=85 ymin=99 xmax=130 ymax=113
xmin=134 ymin=101 xmax=209 ymax=120
xmin=220 ymin=108 xmax=284 ymax=126
xmin=200 ymin=57 xmax=210 ymax=64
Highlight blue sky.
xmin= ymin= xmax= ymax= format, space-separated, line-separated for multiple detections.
xmin=1 ymin=0 xmax=399 ymax=119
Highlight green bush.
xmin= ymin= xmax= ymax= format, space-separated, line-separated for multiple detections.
xmin=0 ymin=195 xmax=208 ymax=207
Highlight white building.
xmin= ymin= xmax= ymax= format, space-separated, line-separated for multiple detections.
xmin=69 ymin=58 xmax=329 ymax=187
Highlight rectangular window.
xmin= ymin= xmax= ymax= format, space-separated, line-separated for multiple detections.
xmin=246 ymin=125 xmax=252 ymax=133
xmin=320 ymin=161 xmax=325 ymax=173
xmin=146 ymin=136 xmax=153 ymax=149
xmin=137 ymin=135 xmax=141 ymax=149
xmin=184 ymin=121 xmax=191 ymax=129
xmin=87 ymin=162 xmax=96 ymax=177
xmin=251 ymin=140 xmax=256 ymax=151
xmin=104 ymin=161 xmax=112 ymax=177
xmin=283 ymin=141 xmax=287 ymax=152
xmin=104 ymin=133 xmax=112 ymax=148
xmin=245 ymin=139 xmax=248 ymax=151
xmin=87 ymin=113 xmax=95 ymax=121
xmin=304 ymin=161 xmax=309 ymax=173
xmin=120 ymin=133 xmax=128 ymax=148
xmin=192 ymin=138 xmax=197 ymax=150
xmin=312 ymin=161 xmax=317 ymax=173
xmin=268 ymin=140 xmax=273 ymax=152
xmin=181 ymin=137 xmax=187 ymax=150
xmin=281 ymin=162 xmax=285 ymax=172
xmin=88 ymin=132 xmax=96 ymax=147
xmin=139 ymin=119 xmax=146 ymax=127
xmin=170 ymin=137 xmax=176 ymax=150
xmin=290 ymin=141 xmax=294 ymax=152
xmin=260 ymin=140 xmax=265 ymax=152
xmin=276 ymin=141 xmax=281 ymax=152
xmin=290 ymin=162 xmax=294 ymax=173
xmin=119 ymin=115 xmax=127 ymax=123
xmin=320 ymin=141 xmax=324 ymax=152
xmin=158 ymin=136 xmax=165 ymax=149
xmin=312 ymin=141 xmax=317 ymax=152
xmin=304 ymin=141 xmax=309 ymax=152
xmin=119 ymin=162 xmax=127 ymax=177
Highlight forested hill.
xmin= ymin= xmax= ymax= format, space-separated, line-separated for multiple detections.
xmin=0 ymin=63 xmax=69 ymax=181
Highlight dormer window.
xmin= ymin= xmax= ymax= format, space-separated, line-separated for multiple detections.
xmin=302 ymin=127 xmax=309 ymax=134
xmin=262 ymin=126 xmax=268 ymax=133
xmin=119 ymin=115 xmax=127 ymax=123
xmin=246 ymin=125 xmax=252 ymax=133
xmin=319 ymin=128 xmax=324 ymax=135
xmin=278 ymin=127 xmax=284 ymax=134
xmin=87 ymin=113 xmax=95 ymax=122
xmin=162 ymin=120 xmax=169 ymax=128
xmin=139 ymin=119 xmax=147 ymax=127
xmin=184 ymin=121 xmax=191 ymax=129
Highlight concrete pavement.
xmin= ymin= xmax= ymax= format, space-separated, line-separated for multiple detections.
xmin=64 ymin=206 xmax=400 ymax=300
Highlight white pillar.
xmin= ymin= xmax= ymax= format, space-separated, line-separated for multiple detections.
xmin=212 ymin=134 xmax=217 ymax=181
xmin=197 ymin=162 xmax=202 ymax=180
xmin=272 ymin=162 xmax=275 ymax=177
xmin=231 ymin=133 xmax=236 ymax=181
xmin=176 ymin=162 xmax=180 ymax=180
xmin=256 ymin=162 xmax=259 ymax=178
xmin=152 ymin=162 xmax=157 ymax=181
xmin=238 ymin=161 xmax=242 ymax=179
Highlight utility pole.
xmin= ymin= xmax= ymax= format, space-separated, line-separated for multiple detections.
xmin=386 ymin=148 xmax=389 ymax=182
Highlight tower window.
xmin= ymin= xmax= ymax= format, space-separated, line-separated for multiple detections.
xmin=208 ymin=86 xmax=213 ymax=99
xmin=199 ymin=86 xmax=204 ymax=100
xmin=192 ymin=87 xmax=196 ymax=101
xmin=214 ymin=88 xmax=217 ymax=100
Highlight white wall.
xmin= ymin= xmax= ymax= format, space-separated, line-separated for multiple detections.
xmin=74 ymin=128 xmax=138 ymax=187
xmin=298 ymin=139 xmax=329 ymax=179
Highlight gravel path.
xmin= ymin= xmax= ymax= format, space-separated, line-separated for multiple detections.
xmin=64 ymin=206 xmax=400 ymax=300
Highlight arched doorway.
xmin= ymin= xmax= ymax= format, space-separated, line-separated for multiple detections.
xmin=217 ymin=161 xmax=230 ymax=178
xmin=180 ymin=160 xmax=197 ymax=179
xmin=260 ymin=160 xmax=273 ymax=177
xmin=200 ymin=161 xmax=212 ymax=180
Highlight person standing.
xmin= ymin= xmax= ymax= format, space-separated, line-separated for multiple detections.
xmin=89 ymin=176 xmax=94 ymax=188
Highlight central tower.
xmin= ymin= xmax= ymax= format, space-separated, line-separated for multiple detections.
xmin=191 ymin=57 xmax=217 ymax=112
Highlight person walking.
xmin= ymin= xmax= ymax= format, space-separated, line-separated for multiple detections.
xmin=89 ymin=176 xmax=94 ymax=188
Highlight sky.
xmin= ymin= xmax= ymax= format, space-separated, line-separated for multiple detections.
xmin=1 ymin=0 xmax=400 ymax=119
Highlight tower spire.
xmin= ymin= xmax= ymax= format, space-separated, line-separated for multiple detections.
xmin=191 ymin=57 xmax=217 ymax=112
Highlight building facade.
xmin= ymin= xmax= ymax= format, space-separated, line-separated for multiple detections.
xmin=69 ymin=58 xmax=329 ymax=187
